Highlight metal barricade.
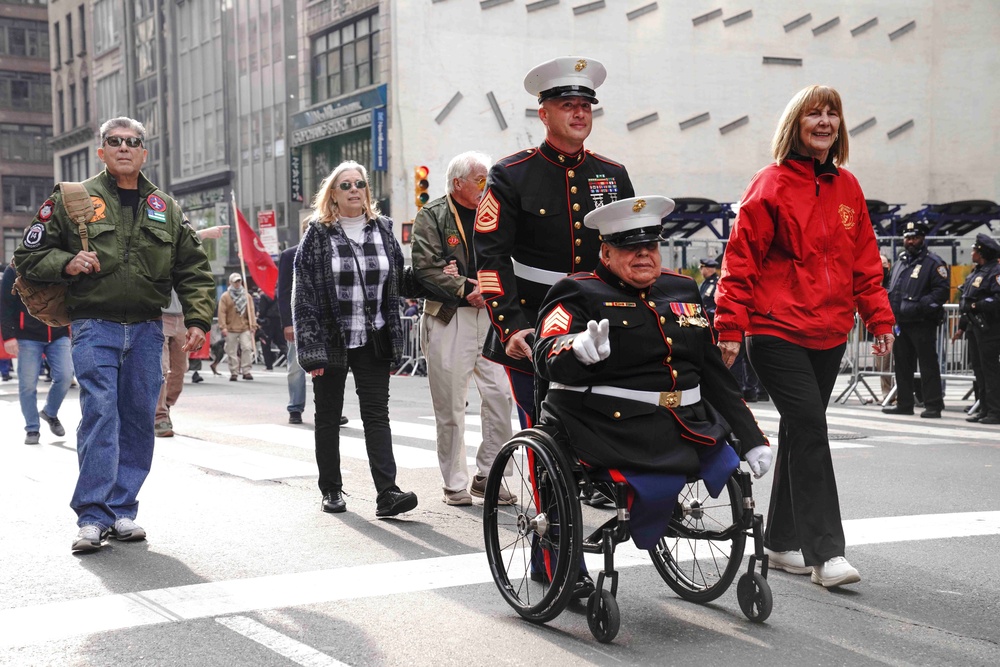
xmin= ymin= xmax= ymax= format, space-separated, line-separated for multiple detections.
xmin=392 ymin=315 xmax=426 ymax=376
xmin=835 ymin=304 xmax=976 ymax=406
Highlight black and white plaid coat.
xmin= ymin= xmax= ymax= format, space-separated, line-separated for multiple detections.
xmin=293 ymin=215 xmax=421 ymax=372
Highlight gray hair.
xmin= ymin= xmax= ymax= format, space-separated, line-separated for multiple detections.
xmin=99 ymin=117 xmax=147 ymax=145
xmin=445 ymin=151 xmax=491 ymax=195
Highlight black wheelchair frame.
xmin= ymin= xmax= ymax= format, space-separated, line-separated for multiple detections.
xmin=482 ymin=426 xmax=773 ymax=643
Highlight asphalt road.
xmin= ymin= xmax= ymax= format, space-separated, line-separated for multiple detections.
xmin=1 ymin=364 xmax=998 ymax=666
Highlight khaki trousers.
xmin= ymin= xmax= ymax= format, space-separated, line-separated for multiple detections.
xmin=156 ymin=313 xmax=188 ymax=422
xmin=225 ymin=330 xmax=254 ymax=375
xmin=421 ymin=307 xmax=514 ymax=493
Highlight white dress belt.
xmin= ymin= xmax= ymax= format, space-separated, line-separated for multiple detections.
xmin=548 ymin=382 xmax=702 ymax=408
xmin=512 ymin=258 xmax=569 ymax=286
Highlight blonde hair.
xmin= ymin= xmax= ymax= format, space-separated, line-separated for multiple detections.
xmin=311 ymin=160 xmax=380 ymax=225
xmin=771 ymin=85 xmax=849 ymax=166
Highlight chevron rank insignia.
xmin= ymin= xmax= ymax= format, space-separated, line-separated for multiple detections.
xmin=540 ymin=304 xmax=572 ymax=337
xmin=477 ymin=270 xmax=503 ymax=295
xmin=475 ymin=190 xmax=500 ymax=233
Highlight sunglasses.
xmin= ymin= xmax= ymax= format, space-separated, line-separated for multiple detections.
xmin=104 ymin=136 xmax=144 ymax=148
xmin=337 ymin=179 xmax=367 ymax=191
xmin=473 ymin=175 xmax=487 ymax=191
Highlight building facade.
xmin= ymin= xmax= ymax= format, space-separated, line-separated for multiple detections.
xmin=0 ymin=0 xmax=53 ymax=265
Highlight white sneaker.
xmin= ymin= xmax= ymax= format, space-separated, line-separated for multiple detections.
xmin=111 ymin=517 xmax=146 ymax=542
xmin=765 ymin=548 xmax=812 ymax=575
xmin=811 ymin=556 xmax=861 ymax=588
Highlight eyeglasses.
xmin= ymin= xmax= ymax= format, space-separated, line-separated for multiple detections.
xmin=473 ymin=175 xmax=487 ymax=191
xmin=337 ymin=179 xmax=367 ymax=191
xmin=103 ymin=136 xmax=144 ymax=148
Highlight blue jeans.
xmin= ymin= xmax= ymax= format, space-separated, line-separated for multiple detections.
xmin=17 ymin=337 xmax=74 ymax=433
xmin=69 ymin=319 xmax=164 ymax=529
xmin=286 ymin=341 xmax=306 ymax=413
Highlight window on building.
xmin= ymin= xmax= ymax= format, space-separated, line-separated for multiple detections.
xmin=57 ymin=89 xmax=65 ymax=133
xmin=95 ymin=71 xmax=123 ymax=122
xmin=0 ymin=17 xmax=49 ymax=58
xmin=93 ymin=0 xmax=120 ymax=55
xmin=135 ymin=18 xmax=155 ymax=76
xmin=0 ymin=124 xmax=53 ymax=163
xmin=78 ymin=5 xmax=85 ymax=54
xmin=2 ymin=176 xmax=53 ymax=213
xmin=52 ymin=20 xmax=60 ymax=64
xmin=69 ymin=82 xmax=77 ymax=128
xmin=310 ymin=11 xmax=379 ymax=104
xmin=81 ymin=75 xmax=89 ymax=121
xmin=0 ymin=72 xmax=51 ymax=112
xmin=59 ymin=149 xmax=90 ymax=182
xmin=134 ymin=0 xmax=155 ymax=19
xmin=65 ymin=12 xmax=73 ymax=62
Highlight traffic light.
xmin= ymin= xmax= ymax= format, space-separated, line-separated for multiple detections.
xmin=414 ymin=165 xmax=430 ymax=209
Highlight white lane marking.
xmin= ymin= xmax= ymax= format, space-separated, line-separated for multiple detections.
xmin=216 ymin=615 xmax=349 ymax=667
xmin=2 ymin=511 xmax=998 ymax=649
xmin=160 ymin=436 xmax=317 ymax=481
xmin=214 ymin=423 xmax=475 ymax=469
xmin=751 ymin=407 xmax=997 ymax=442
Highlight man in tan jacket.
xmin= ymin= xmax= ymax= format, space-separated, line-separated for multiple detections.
xmin=218 ymin=273 xmax=256 ymax=380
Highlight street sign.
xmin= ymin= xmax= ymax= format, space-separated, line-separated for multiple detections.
xmin=257 ymin=210 xmax=279 ymax=256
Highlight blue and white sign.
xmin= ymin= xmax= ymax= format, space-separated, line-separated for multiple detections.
xmin=372 ymin=106 xmax=387 ymax=172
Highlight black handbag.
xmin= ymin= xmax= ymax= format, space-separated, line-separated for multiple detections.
xmin=346 ymin=238 xmax=395 ymax=361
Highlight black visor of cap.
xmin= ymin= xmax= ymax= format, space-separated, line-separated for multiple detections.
xmin=602 ymin=225 xmax=664 ymax=248
xmin=538 ymin=85 xmax=599 ymax=105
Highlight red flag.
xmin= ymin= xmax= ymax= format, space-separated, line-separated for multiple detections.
xmin=234 ymin=205 xmax=278 ymax=298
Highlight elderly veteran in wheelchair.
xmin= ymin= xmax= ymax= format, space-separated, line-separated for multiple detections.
xmin=533 ymin=195 xmax=773 ymax=551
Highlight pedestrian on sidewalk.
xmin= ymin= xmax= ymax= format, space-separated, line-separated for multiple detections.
xmin=13 ymin=116 xmax=215 ymax=553
xmin=294 ymin=160 xmax=426 ymax=518
xmin=955 ymin=234 xmax=1000 ymax=424
xmin=218 ymin=273 xmax=256 ymax=381
xmin=714 ymin=85 xmax=895 ymax=588
xmin=1 ymin=263 xmax=74 ymax=445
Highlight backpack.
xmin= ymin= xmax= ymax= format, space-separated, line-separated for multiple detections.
xmin=11 ymin=183 xmax=96 ymax=328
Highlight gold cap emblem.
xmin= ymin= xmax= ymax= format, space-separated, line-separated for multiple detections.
xmin=632 ymin=199 xmax=647 ymax=212
xmin=575 ymin=59 xmax=587 ymax=72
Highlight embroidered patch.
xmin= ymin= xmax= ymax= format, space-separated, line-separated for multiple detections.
xmin=147 ymin=194 xmax=167 ymax=212
xmin=37 ymin=199 xmax=55 ymax=222
xmin=23 ymin=222 xmax=45 ymax=249
xmin=475 ymin=190 xmax=500 ymax=233
xmin=477 ymin=270 xmax=503 ymax=295
xmin=147 ymin=208 xmax=167 ymax=222
xmin=540 ymin=304 xmax=572 ymax=337
xmin=839 ymin=204 xmax=856 ymax=230
xmin=588 ymin=175 xmax=619 ymax=208
xmin=446 ymin=234 xmax=461 ymax=247
xmin=89 ymin=196 xmax=107 ymax=222
xmin=937 ymin=265 xmax=948 ymax=279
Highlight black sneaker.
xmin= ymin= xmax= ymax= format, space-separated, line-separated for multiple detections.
xmin=289 ymin=411 xmax=303 ymax=424
xmin=339 ymin=415 xmax=349 ymax=426
xmin=192 ymin=372 xmax=204 ymax=383
xmin=25 ymin=431 xmax=40 ymax=445
xmin=322 ymin=490 xmax=347 ymax=513
xmin=39 ymin=409 xmax=65 ymax=437
xmin=375 ymin=489 xmax=418 ymax=517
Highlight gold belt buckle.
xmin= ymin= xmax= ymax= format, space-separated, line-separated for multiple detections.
xmin=659 ymin=390 xmax=682 ymax=409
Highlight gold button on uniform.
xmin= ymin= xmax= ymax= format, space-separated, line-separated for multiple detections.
xmin=622 ymin=320 xmax=628 ymax=326
xmin=672 ymin=369 xmax=678 ymax=378
xmin=666 ymin=337 xmax=673 ymax=345
xmin=575 ymin=238 xmax=582 ymax=246
xmin=498 ymin=315 xmax=504 ymax=321
xmin=648 ymin=301 xmax=655 ymax=307
xmin=568 ymin=170 xmax=575 ymax=178
xmin=613 ymin=411 xmax=621 ymax=419
xmin=571 ymin=186 xmax=578 ymax=194
xmin=660 ymin=316 xmax=666 ymax=324
xmin=504 ymin=328 xmax=510 ymax=334
xmin=520 ymin=299 xmax=526 ymax=305
xmin=575 ymin=256 xmax=581 ymax=264
xmin=491 ymin=301 xmax=498 ymax=307
xmin=572 ymin=203 xmax=581 ymax=212
xmin=665 ymin=356 xmax=672 ymax=363
xmin=574 ymin=221 xmax=582 ymax=229
xmin=539 ymin=208 xmax=546 ymax=215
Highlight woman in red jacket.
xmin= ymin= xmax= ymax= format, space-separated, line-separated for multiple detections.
xmin=714 ymin=85 xmax=895 ymax=588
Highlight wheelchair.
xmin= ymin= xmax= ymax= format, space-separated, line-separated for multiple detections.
xmin=482 ymin=425 xmax=772 ymax=643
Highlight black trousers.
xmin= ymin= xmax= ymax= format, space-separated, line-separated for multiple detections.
xmin=312 ymin=339 xmax=398 ymax=496
xmin=894 ymin=321 xmax=944 ymax=411
xmin=970 ymin=326 xmax=1000 ymax=419
xmin=745 ymin=335 xmax=847 ymax=566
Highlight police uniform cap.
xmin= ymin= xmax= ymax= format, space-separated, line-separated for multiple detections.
xmin=973 ymin=233 xmax=1000 ymax=258
xmin=584 ymin=196 xmax=674 ymax=248
xmin=700 ymin=258 xmax=719 ymax=268
xmin=524 ymin=56 xmax=607 ymax=105
xmin=229 ymin=272 xmax=243 ymax=284
xmin=902 ymin=220 xmax=929 ymax=237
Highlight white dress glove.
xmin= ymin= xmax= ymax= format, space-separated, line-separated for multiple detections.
xmin=745 ymin=445 xmax=773 ymax=478
xmin=572 ymin=319 xmax=611 ymax=365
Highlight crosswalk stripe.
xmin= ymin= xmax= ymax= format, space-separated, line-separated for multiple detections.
xmin=2 ymin=510 xmax=998 ymax=649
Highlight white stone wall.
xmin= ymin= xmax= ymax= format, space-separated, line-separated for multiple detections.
xmin=387 ymin=0 xmax=999 ymax=225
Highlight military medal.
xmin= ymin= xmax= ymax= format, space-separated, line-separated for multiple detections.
xmin=588 ymin=175 xmax=619 ymax=208
xmin=669 ymin=302 xmax=709 ymax=328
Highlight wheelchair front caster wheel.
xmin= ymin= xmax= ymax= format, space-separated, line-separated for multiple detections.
xmin=587 ymin=589 xmax=621 ymax=643
xmin=737 ymin=572 xmax=772 ymax=623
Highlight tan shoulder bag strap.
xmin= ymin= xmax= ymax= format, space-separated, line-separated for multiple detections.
xmin=58 ymin=182 xmax=95 ymax=252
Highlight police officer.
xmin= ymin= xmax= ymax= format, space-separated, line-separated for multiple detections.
xmin=956 ymin=234 xmax=1000 ymax=424
xmin=882 ymin=220 xmax=951 ymax=418
xmin=698 ymin=257 xmax=720 ymax=324
xmin=534 ymin=196 xmax=771 ymax=549
xmin=474 ymin=56 xmax=634 ymax=427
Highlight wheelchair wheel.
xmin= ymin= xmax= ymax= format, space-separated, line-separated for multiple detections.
xmin=587 ymin=590 xmax=621 ymax=643
xmin=483 ymin=431 xmax=582 ymax=624
xmin=648 ymin=475 xmax=746 ymax=604
xmin=737 ymin=572 xmax=772 ymax=623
